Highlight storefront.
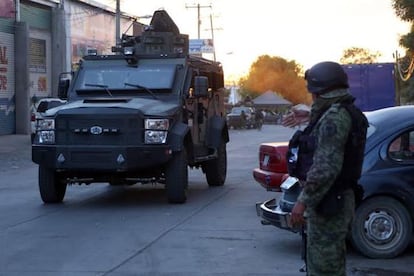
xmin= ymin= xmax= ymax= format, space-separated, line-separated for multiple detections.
xmin=0 ymin=0 xmax=145 ymax=135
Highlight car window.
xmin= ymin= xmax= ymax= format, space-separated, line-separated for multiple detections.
xmin=36 ymin=100 xmax=65 ymax=113
xmin=47 ymin=101 xmax=64 ymax=109
xmin=388 ymin=130 xmax=414 ymax=161
xmin=36 ymin=101 xmax=49 ymax=113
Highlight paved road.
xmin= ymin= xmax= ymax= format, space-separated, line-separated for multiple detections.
xmin=0 ymin=126 xmax=413 ymax=276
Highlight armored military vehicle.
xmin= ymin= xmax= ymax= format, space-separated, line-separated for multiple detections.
xmin=32 ymin=10 xmax=229 ymax=204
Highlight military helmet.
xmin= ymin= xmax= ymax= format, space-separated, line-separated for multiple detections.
xmin=304 ymin=61 xmax=349 ymax=94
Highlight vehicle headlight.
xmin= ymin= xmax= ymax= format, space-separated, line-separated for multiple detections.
xmin=145 ymin=130 xmax=168 ymax=144
xmin=144 ymin=118 xmax=169 ymax=144
xmin=37 ymin=119 xmax=55 ymax=144
xmin=145 ymin=119 xmax=169 ymax=130
xmin=38 ymin=119 xmax=55 ymax=130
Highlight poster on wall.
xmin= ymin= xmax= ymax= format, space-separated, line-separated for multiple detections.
xmin=29 ymin=36 xmax=50 ymax=96
xmin=0 ymin=0 xmax=15 ymax=18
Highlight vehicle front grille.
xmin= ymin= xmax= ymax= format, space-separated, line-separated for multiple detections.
xmin=55 ymin=112 xmax=142 ymax=146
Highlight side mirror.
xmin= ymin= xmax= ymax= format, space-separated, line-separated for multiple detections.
xmin=193 ymin=76 xmax=208 ymax=97
xmin=58 ymin=79 xmax=70 ymax=100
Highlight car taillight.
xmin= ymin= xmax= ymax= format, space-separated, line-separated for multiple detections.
xmin=31 ymin=113 xmax=36 ymax=122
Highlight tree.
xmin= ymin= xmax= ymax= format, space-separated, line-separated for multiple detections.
xmin=393 ymin=0 xmax=414 ymax=23
xmin=339 ymin=47 xmax=381 ymax=64
xmin=392 ymin=0 xmax=414 ymax=103
xmin=238 ymin=55 xmax=312 ymax=105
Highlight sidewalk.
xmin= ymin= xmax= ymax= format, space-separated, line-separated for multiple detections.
xmin=0 ymin=134 xmax=32 ymax=172
xmin=0 ymin=134 xmax=31 ymax=152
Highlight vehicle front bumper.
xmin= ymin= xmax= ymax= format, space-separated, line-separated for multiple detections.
xmin=255 ymin=198 xmax=299 ymax=233
xmin=32 ymin=144 xmax=172 ymax=171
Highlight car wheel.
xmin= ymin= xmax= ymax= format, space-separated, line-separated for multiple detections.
xmin=202 ymin=142 xmax=227 ymax=186
xmin=165 ymin=148 xmax=188 ymax=204
xmin=38 ymin=166 xmax=67 ymax=203
xmin=351 ymin=196 xmax=412 ymax=258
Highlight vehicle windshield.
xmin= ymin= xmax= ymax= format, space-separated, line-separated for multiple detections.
xmin=75 ymin=63 xmax=177 ymax=91
xmin=231 ymin=107 xmax=252 ymax=114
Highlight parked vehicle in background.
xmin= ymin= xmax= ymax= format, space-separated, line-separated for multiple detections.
xmin=30 ymin=98 xmax=66 ymax=143
xmin=254 ymin=105 xmax=414 ymax=259
xmin=226 ymin=106 xmax=257 ymax=129
xmin=31 ymin=10 xmax=229 ymax=205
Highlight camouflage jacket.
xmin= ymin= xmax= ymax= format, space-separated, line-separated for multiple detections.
xmin=297 ymin=90 xmax=353 ymax=210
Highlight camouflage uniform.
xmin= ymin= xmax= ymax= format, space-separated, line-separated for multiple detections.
xmin=297 ymin=88 xmax=355 ymax=276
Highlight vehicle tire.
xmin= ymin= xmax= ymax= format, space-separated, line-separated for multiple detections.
xmin=202 ymin=142 xmax=227 ymax=186
xmin=350 ymin=196 xmax=412 ymax=259
xmin=38 ymin=166 xmax=67 ymax=203
xmin=165 ymin=148 xmax=188 ymax=204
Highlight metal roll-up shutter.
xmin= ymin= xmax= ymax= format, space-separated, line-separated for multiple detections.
xmin=0 ymin=31 xmax=16 ymax=134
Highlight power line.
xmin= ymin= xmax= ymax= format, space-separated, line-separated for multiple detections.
xmin=185 ymin=3 xmax=212 ymax=39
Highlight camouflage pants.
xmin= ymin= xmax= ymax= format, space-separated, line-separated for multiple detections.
xmin=306 ymin=189 xmax=355 ymax=276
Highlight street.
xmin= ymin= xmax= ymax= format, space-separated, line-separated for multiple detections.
xmin=0 ymin=125 xmax=413 ymax=276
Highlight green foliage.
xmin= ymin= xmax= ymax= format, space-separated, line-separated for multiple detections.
xmin=393 ymin=0 xmax=414 ymax=22
xmin=393 ymin=0 xmax=414 ymax=52
xmin=399 ymin=25 xmax=414 ymax=50
xmin=340 ymin=47 xmax=381 ymax=64
xmin=399 ymin=77 xmax=414 ymax=103
xmin=238 ymin=55 xmax=312 ymax=105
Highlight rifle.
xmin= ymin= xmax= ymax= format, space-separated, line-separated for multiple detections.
xmin=299 ymin=225 xmax=307 ymax=274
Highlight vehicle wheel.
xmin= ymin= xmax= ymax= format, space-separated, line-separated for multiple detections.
xmin=350 ymin=196 xmax=412 ymax=258
xmin=38 ymin=166 xmax=67 ymax=203
xmin=165 ymin=148 xmax=188 ymax=204
xmin=202 ymin=142 xmax=227 ymax=186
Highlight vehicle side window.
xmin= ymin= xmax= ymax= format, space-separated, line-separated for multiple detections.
xmin=36 ymin=102 xmax=49 ymax=113
xmin=389 ymin=131 xmax=414 ymax=161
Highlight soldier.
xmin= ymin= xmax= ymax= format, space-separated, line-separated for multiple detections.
xmin=285 ymin=61 xmax=368 ymax=276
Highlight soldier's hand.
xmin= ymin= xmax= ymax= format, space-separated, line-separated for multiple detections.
xmin=282 ymin=105 xmax=310 ymax=128
xmin=282 ymin=112 xmax=297 ymax=127
xmin=290 ymin=201 xmax=306 ymax=227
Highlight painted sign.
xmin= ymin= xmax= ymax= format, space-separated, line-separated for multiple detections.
xmin=29 ymin=31 xmax=51 ymax=96
xmin=189 ymin=39 xmax=214 ymax=54
xmin=0 ymin=32 xmax=15 ymax=134
xmin=0 ymin=0 xmax=15 ymax=19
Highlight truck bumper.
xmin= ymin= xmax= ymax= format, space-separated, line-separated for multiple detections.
xmin=32 ymin=144 xmax=172 ymax=171
xmin=255 ymin=198 xmax=300 ymax=233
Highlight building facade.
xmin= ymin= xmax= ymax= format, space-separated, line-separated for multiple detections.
xmin=0 ymin=0 xmax=145 ymax=135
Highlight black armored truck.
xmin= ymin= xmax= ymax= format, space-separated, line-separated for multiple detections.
xmin=32 ymin=10 xmax=229 ymax=204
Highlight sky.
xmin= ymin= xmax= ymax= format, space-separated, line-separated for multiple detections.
xmin=100 ymin=0 xmax=411 ymax=82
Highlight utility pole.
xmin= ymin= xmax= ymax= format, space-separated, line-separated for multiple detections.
xmin=210 ymin=14 xmax=215 ymax=61
xmin=185 ymin=3 xmax=212 ymax=39
xmin=207 ymin=14 xmax=222 ymax=62
xmin=116 ymin=0 xmax=120 ymax=46
xmin=14 ymin=0 xmax=20 ymax=21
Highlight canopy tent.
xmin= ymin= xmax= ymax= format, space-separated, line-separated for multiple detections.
xmin=252 ymin=91 xmax=292 ymax=109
